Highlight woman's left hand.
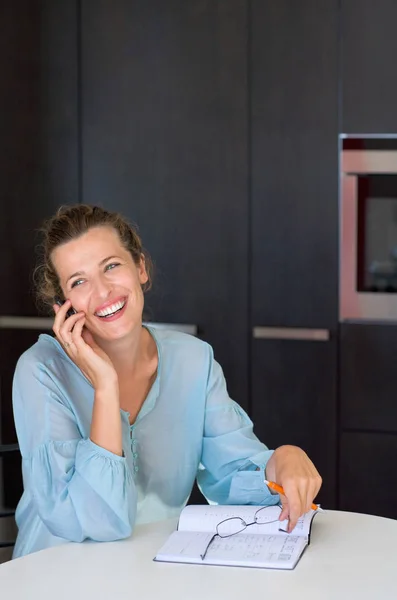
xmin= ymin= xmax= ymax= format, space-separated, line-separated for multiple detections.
xmin=265 ymin=445 xmax=322 ymax=532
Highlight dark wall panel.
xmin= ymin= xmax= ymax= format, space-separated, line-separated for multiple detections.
xmin=340 ymin=323 xmax=397 ymax=433
xmin=251 ymin=0 xmax=339 ymax=329
xmin=252 ymin=339 xmax=337 ymax=507
xmin=340 ymin=432 xmax=397 ymax=519
xmin=0 ymin=1 xmax=79 ymax=508
xmin=81 ymin=0 xmax=249 ymax=407
xmin=342 ymin=0 xmax=397 ymax=133
xmin=0 ymin=329 xmax=50 ymax=508
xmin=0 ymin=1 xmax=79 ymax=316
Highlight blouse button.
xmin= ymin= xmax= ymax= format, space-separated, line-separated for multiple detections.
xmin=133 ymin=452 xmax=138 ymax=459
xmin=134 ymin=466 xmax=139 ymax=473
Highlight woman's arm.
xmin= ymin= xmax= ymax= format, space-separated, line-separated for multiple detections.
xmin=53 ymin=302 xmax=123 ymax=457
xmin=197 ymin=347 xmax=280 ymax=506
xmin=13 ymin=353 xmax=136 ymax=543
xmin=197 ymin=345 xmax=321 ymax=529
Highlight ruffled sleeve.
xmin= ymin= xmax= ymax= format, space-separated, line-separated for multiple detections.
xmin=197 ymin=346 xmax=280 ymax=506
xmin=13 ymin=354 xmax=137 ymax=543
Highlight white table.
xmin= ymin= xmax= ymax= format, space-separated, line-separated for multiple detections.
xmin=0 ymin=510 xmax=396 ymax=599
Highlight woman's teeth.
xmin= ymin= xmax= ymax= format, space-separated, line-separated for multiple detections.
xmin=95 ymin=300 xmax=126 ymax=318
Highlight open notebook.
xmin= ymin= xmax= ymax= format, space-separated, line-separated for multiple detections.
xmin=154 ymin=504 xmax=319 ymax=570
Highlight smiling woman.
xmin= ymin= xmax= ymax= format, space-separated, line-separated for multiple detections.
xmin=50 ymin=227 xmax=149 ymax=344
xmin=11 ymin=204 xmax=322 ymax=559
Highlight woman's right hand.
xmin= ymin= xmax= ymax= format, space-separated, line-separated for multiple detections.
xmin=53 ymin=299 xmax=118 ymax=390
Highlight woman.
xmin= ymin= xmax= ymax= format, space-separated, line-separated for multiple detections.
xmin=12 ymin=204 xmax=321 ymax=558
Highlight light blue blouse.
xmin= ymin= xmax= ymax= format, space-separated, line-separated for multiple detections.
xmin=12 ymin=326 xmax=279 ymax=558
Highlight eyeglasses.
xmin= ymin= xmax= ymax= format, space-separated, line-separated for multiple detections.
xmin=200 ymin=504 xmax=284 ymax=560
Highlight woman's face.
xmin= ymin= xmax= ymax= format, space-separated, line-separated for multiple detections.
xmin=51 ymin=226 xmax=148 ymax=342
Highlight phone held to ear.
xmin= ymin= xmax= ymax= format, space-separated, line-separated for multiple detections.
xmin=54 ymin=297 xmax=77 ymax=319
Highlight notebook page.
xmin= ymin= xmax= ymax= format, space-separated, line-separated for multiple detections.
xmin=178 ymin=504 xmax=317 ymax=537
xmin=178 ymin=505 xmax=285 ymax=535
xmin=205 ymin=532 xmax=307 ymax=569
xmin=155 ymin=530 xmax=307 ymax=570
xmin=155 ymin=530 xmax=215 ymax=561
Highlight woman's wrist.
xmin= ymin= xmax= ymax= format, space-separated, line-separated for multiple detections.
xmin=91 ymin=381 xmax=123 ymax=456
xmin=94 ymin=377 xmax=119 ymax=398
xmin=265 ymin=445 xmax=300 ymax=481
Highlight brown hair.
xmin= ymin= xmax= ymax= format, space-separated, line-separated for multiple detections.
xmin=34 ymin=204 xmax=153 ymax=313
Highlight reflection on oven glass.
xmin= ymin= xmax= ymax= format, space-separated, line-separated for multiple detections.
xmin=357 ymin=176 xmax=397 ymax=293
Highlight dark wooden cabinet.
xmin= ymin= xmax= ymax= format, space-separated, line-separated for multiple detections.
xmin=249 ymin=2 xmax=339 ymax=507
xmin=251 ymin=339 xmax=337 ymax=507
xmin=81 ymin=0 xmax=249 ymax=409
xmin=342 ymin=0 xmax=397 ymax=133
xmin=251 ymin=0 xmax=339 ymax=330
xmin=0 ymin=2 xmax=78 ymax=508
xmin=340 ymin=432 xmax=397 ymax=519
xmin=339 ymin=323 xmax=397 ymax=517
xmin=0 ymin=1 xmax=78 ymax=316
xmin=0 ymin=329 xmax=47 ymax=508
xmin=340 ymin=323 xmax=397 ymax=433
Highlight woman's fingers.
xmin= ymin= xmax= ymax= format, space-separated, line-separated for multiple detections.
xmin=278 ymin=495 xmax=289 ymax=522
xmin=59 ymin=313 xmax=84 ymax=345
xmin=282 ymin=474 xmax=322 ymax=531
xmin=282 ymin=483 xmax=305 ymax=532
xmin=302 ymin=473 xmax=321 ymax=513
xmin=81 ymin=326 xmax=100 ymax=351
xmin=52 ymin=299 xmax=73 ymax=329
xmin=309 ymin=474 xmax=322 ymax=511
xmin=266 ymin=446 xmax=323 ymax=533
xmin=70 ymin=314 xmax=86 ymax=347
xmin=52 ymin=299 xmax=86 ymax=349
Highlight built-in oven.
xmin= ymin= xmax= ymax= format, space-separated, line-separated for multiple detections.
xmin=340 ymin=136 xmax=397 ymax=321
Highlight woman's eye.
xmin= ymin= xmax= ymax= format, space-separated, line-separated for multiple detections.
xmin=71 ymin=279 xmax=84 ymax=289
xmin=105 ymin=263 xmax=120 ymax=271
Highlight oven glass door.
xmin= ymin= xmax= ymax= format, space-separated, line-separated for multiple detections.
xmin=357 ymin=175 xmax=397 ymax=293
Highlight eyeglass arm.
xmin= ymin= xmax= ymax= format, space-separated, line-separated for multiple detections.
xmin=200 ymin=532 xmax=217 ymax=561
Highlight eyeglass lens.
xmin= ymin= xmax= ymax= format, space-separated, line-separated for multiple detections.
xmin=201 ymin=505 xmax=283 ymax=560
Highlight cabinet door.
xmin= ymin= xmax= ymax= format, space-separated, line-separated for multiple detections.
xmin=251 ymin=339 xmax=337 ymax=507
xmin=0 ymin=329 xmax=43 ymax=508
xmin=0 ymin=1 xmax=79 ymax=507
xmin=340 ymin=323 xmax=397 ymax=433
xmin=81 ymin=1 xmax=249 ymax=408
xmin=342 ymin=0 xmax=397 ymax=133
xmin=251 ymin=1 xmax=339 ymax=328
xmin=0 ymin=1 xmax=79 ymax=316
xmin=340 ymin=432 xmax=397 ymax=519
xmin=250 ymin=2 xmax=338 ymax=507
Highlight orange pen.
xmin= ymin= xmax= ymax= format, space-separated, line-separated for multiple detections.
xmin=264 ymin=479 xmax=322 ymax=511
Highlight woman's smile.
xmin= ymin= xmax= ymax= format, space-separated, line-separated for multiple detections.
xmin=94 ymin=296 xmax=128 ymax=321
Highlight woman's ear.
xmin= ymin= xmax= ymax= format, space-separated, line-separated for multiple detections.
xmin=138 ymin=254 xmax=149 ymax=285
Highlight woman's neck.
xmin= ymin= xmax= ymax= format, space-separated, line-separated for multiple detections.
xmin=95 ymin=325 xmax=155 ymax=376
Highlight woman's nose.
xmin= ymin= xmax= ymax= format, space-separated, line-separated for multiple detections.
xmin=92 ymin=276 xmax=112 ymax=299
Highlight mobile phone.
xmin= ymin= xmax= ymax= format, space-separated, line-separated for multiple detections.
xmin=54 ymin=297 xmax=77 ymax=319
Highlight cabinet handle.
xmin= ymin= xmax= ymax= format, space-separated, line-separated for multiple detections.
xmin=0 ymin=316 xmax=197 ymax=336
xmin=253 ymin=326 xmax=330 ymax=341
xmin=0 ymin=316 xmax=53 ymax=330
